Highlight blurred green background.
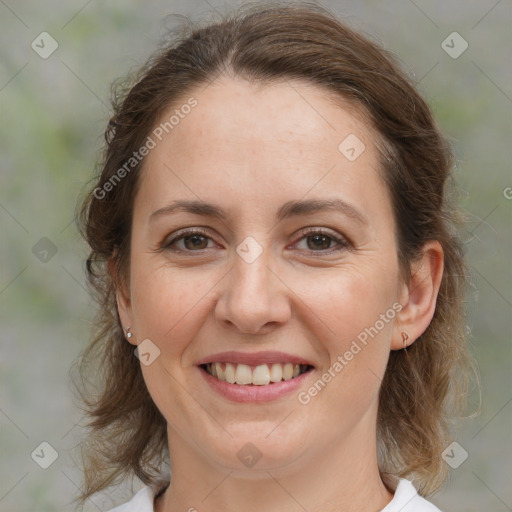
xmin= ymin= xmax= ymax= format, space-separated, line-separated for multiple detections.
xmin=1 ymin=0 xmax=511 ymax=510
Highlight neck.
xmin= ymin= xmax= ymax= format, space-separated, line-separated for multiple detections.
xmin=155 ymin=417 xmax=394 ymax=512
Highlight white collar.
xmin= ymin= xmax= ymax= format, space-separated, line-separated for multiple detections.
xmin=107 ymin=477 xmax=442 ymax=511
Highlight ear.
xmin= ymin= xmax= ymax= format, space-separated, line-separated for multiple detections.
xmin=108 ymin=256 xmax=137 ymax=346
xmin=391 ymin=240 xmax=444 ymax=350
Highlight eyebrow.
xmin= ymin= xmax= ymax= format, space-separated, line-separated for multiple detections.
xmin=149 ymin=198 xmax=368 ymax=225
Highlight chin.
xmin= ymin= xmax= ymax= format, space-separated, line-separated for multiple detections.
xmin=202 ymin=428 xmax=310 ymax=476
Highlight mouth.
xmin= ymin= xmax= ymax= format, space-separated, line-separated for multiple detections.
xmin=199 ymin=362 xmax=314 ymax=386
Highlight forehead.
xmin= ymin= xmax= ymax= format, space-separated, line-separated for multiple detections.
xmin=134 ymin=76 xmax=390 ymax=224
xmin=168 ymin=76 xmax=371 ymax=154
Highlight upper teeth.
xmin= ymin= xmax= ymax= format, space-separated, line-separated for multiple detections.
xmin=206 ymin=362 xmax=306 ymax=385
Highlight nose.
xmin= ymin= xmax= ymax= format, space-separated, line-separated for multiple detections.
xmin=214 ymin=248 xmax=291 ymax=335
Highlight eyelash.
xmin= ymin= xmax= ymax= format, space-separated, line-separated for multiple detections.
xmin=161 ymin=227 xmax=351 ymax=256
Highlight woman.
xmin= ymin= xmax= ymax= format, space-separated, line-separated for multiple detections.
xmin=76 ymin=2 xmax=473 ymax=511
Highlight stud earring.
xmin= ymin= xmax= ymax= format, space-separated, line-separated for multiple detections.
xmin=401 ymin=331 xmax=409 ymax=349
xmin=126 ymin=327 xmax=133 ymax=339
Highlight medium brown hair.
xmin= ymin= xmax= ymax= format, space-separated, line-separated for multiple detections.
xmin=75 ymin=1 xmax=474 ymax=505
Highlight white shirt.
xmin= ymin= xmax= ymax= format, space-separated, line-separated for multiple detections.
xmin=106 ymin=478 xmax=442 ymax=511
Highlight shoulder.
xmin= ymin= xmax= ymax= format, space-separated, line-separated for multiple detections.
xmin=380 ymin=478 xmax=443 ymax=512
xmin=104 ymin=483 xmax=163 ymax=512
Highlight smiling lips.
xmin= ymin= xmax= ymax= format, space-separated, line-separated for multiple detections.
xmin=203 ymin=362 xmax=311 ymax=386
xmin=197 ymin=350 xmax=315 ymax=387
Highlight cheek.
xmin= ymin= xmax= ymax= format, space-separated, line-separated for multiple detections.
xmin=130 ymin=261 xmax=215 ymax=355
xmin=130 ymin=253 xmax=399 ymax=355
xmin=302 ymin=263 xmax=397 ymax=395
xmin=297 ymin=274 xmax=395 ymax=429
xmin=305 ymin=262 xmax=397 ymax=342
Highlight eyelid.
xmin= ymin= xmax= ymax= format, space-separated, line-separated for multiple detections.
xmin=290 ymin=226 xmax=352 ymax=252
xmin=160 ymin=227 xmax=213 ymax=251
xmin=160 ymin=226 xmax=352 ymax=254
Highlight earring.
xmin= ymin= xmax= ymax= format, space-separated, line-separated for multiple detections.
xmin=401 ymin=331 xmax=409 ymax=349
xmin=126 ymin=327 xmax=133 ymax=339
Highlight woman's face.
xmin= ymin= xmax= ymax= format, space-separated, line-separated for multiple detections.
xmin=118 ymin=77 xmax=408 ymax=475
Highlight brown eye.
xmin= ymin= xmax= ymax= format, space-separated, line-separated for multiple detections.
xmin=294 ymin=228 xmax=350 ymax=255
xmin=306 ymin=234 xmax=335 ymax=250
xmin=182 ymin=234 xmax=209 ymax=250
xmin=162 ymin=229 xmax=214 ymax=252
